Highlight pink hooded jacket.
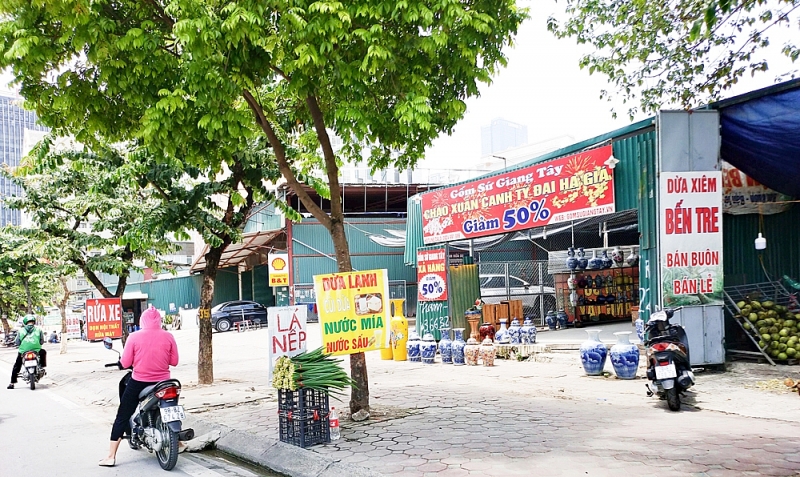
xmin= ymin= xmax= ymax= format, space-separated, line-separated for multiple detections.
xmin=120 ymin=307 xmax=179 ymax=382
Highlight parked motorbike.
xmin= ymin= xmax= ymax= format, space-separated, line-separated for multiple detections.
xmin=20 ymin=350 xmax=46 ymax=390
xmin=3 ymin=330 xmax=19 ymax=347
xmin=103 ymin=337 xmax=194 ymax=470
xmin=644 ymin=308 xmax=695 ymax=411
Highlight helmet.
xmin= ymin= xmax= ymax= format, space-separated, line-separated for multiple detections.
xmin=23 ymin=315 xmax=36 ymax=324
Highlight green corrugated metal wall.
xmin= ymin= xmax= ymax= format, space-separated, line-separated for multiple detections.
xmin=723 ymin=205 xmax=800 ymax=285
xmin=405 ymin=196 xmax=423 ymax=266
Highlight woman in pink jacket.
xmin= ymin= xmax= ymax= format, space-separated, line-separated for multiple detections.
xmin=100 ymin=306 xmax=179 ymax=467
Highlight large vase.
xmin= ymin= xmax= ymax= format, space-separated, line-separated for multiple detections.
xmin=438 ymin=328 xmax=453 ymax=364
xmin=579 ymin=329 xmax=608 ymax=376
xmin=556 ymin=310 xmax=568 ymax=329
xmin=545 ymin=311 xmax=557 ymax=331
xmin=420 ymin=332 xmax=437 ymax=364
xmin=479 ymin=322 xmax=496 ymax=342
xmin=452 ymin=328 xmax=466 ymax=366
xmin=466 ymin=311 xmax=481 ymax=340
xmin=507 ymin=318 xmax=522 ymax=344
xmin=520 ymin=317 xmax=536 ymax=344
xmin=495 ymin=319 xmax=510 ymax=343
xmin=406 ymin=331 xmax=421 ymax=363
xmin=609 ymin=332 xmax=639 ymax=379
xmin=635 ymin=317 xmax=645 ymax=343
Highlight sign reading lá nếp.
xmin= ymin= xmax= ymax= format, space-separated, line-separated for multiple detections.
xmin=417 ymin=248 xmax=448 ymax=302
xmin=420 ymin=145 xmax=615 ymax=244
xmin=660 ymin=172 xmax=724 ymax=307
xmin=313 ymin=269 xmax=391 ymax=356
xmin=85 ymin=297 xmax=123 ymax=340
xmin=267 ymin=306 xmax=307 ymax=381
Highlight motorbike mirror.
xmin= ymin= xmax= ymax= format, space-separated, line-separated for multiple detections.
xmin=650 ymin=310 xmax=668 ymax=322
xmin=103 ymin=337 xmax=113 ymax=350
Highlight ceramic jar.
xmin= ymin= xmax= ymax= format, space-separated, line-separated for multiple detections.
xmin=588 ymin=250 xmax=603 ymax=270
xmin=479 ymin=321 xmax=496 ymax=343
xmin=406 ymin=330 xmax=421 ymax=363
xmin=566 ymin=247 xmax=578 ymax=271
xmin=567 ymin=274 xmax=577 ymax=290
xmin=601 ymin=250 xmax=613 ymax=269
xmin=465 ymin=311 xmax=481 ymax=340
xmin=420 ymin=333 xmax=437 ymax=364
xmin=495 ymin=318 xmax=510 ymax=343
xmin=438 ymin=328 xmax=453 ymax=364
xmin=626 ymin=248 xmax=639 ymax=267
xmin=508 ymin=318 xmax=522 ymax=344
xmin=451 ymin=328 xmax=466 ymax=365
xmin=464 ymin=337 xmax=480 ymax=366
xmin=545 ymin=311 xmax=557 ymax=331
xmin=609 ymin=332 xmax=639 ymax=379
xmin=579 ymin=329 xmax=608 ymax=376
xmin=611 ymin=246 xmax=625 ymax=266
xmin=594 ymin=275 xmax=604 ymax=289
xmin=577 ymin=248 xmax=588 ymax=271
xmin=556 ymin=310 xmax=568 ymax=329
xmin=635 ymin=317 xmax=645 ymax=343
xmin=520 ymin=317 xmax=537 ymax=344
xmin=480 ymin=338 xmax=496 ymax=366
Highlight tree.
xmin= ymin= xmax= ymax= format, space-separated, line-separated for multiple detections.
xmin=0 ymin=0 xmax=526 ymax=415
xmin=547 ymin=0 xmax=800 ymax=117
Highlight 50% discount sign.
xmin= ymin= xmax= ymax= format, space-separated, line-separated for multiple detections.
xmin=419 ymin=274 xmax=446 ymax=301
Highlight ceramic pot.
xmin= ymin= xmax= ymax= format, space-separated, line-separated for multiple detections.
xmin=567 ymin=275 xmax=577 ymax=290
xmin=577 ymin=248 xmax=588 ymax=270
xmin=438 ymin=328 xmax=453 ymax=364
xmin=588 ymin=250 xmax=603 ymax=270
xmin=611 ymin=246 xmax=625 ymax=266
xmin=480 ymin=338 xmax=496 ymax=366
xmin=521 ymin=317 xmax=537 ymax=344
xmin=406 ymin=330 xmax=421 ymax=363
xmin=635 ymin=317 xmax=645 ymax=343
xmin=464 ymin=337 xmax=480 ymax=366
xmin=466 ymin=311 xmax=481 ymax=340
xmin=420 ymin=333 xmax=437 ymax=364
xmin=451 ymin=328 xmax=466 ymax=365
xmin=545 ymin=311 xmax=557 ymax=331
xmin=508 ymin=318 xmax=522 ymax=344
xmin=479 ymin=322 xmax=496 ymax=343
xmin=579 ymin=329 xmax=608 ymax=376
xmin=495 ymin=319 xmax=510 ymax=343
xmin=609 ymin=332 xmax=639 ymax=379
xmin=556 ymin=310 xmax=568 ymax=329
xmin=601 ymin=250 xmax=613 ymax=269
xmin=593 ymin=274 xmax=604 ymax=289
xmin=566 ymin=247 xmax=578 ymax=271
xmin=626 ymin=248 xmax=639 ymax=267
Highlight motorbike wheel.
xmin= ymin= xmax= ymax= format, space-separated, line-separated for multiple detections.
xmin=30 ymin=374 xmax=35 ymax=390
xmin=666 ymin=387 xmax=681 ymax=411
xmin=155 ymin=414 xmax=179 ymax=471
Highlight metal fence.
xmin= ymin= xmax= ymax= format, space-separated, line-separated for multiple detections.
xmin=477 ymin=260 xmax=555 ymax=326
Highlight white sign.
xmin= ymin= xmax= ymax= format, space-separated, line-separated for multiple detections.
xmin=66 ymin=314 xmax=81 ymax=339
xmin=267 ymin=306 xmax=308 ymax=381
xmin=722 ymin=161 xmax=792 ymax=215
xmin=660 ymin=172 xmax=724 ymax=308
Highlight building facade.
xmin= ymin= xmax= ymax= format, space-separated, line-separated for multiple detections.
xmin=480 ymin=117 xmax=528 ymax=156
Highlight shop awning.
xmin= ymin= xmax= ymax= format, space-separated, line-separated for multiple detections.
xmin=190 ymin=229 xmax=285 ymax=273
xmin=717 ymin=79 xmax=800 ymax=198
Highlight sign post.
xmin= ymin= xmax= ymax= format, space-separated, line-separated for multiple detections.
xmin=85 ymin=298 xmax=123 ymax=341
xmin=267 ymin=306 xmax=308 ymax=381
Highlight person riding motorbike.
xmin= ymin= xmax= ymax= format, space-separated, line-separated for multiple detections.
xmin=99 ymin=305 xmax=179 ymax=467
xmin=7 ymin=315 xmax=47 ymax=389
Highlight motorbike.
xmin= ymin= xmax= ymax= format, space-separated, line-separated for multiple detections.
xmin=103 ymin=337 xmax=194 ymax=470
xmin=3 ymin=330 xmax=18 ymax=347
xmin=20 ymin=350 xmax=46 ymax=390
xmin=644 ymin=308 xmax=695 ymax=411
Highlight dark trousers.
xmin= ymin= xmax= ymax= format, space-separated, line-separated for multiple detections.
xmin=110 ymin=377 xmax=157 ymax=441
xmin=10 ymin=349 xmax=47 ymax=384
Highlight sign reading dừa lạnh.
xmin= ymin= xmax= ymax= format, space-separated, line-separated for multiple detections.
xmin=85 ymin=297 xmax=123 ymax=341
xmin=660 ymin=172 xmax=724 ymax=307
xmin=420 ymin=145 xmax=615 ymax=244
xmin=313 ymin=269 xmax=391 ymax=356
xmin=417 ymin=248 xmax=448 ymax=302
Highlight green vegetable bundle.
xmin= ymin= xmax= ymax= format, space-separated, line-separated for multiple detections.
xmin=272 ymin=347 xmax=356 ymax=399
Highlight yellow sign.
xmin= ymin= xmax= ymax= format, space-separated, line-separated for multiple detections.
xmin=268 ymin=253 xmax=289 ymax=287
xmin=313 ymin=269 xmax=391 ymax=356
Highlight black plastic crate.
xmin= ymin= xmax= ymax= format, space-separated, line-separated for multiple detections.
xmin=277 ymin=389 xmax=331 ymax=448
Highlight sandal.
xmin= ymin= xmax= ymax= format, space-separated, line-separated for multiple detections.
xmin=98 ymin=457 xmax=116 ymax=467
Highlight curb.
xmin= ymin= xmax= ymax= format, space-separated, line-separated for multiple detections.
xmin=184 ymin=414 xmax=383 ymax=477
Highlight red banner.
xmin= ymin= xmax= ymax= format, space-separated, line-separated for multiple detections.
xmin=85 ymin=298 xmax=123 ymax=341
xmin=417 ymin=248 xmax=448 ymax=302
xmin=421 ymin=145 xmax=615 ymax=244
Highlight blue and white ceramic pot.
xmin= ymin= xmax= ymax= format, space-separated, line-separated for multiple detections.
xmin=521 ymin=317 xmax=537 ymax=344
xmin=421 ymin=332 xmax=437 ymax=364
xmin=601 ymin=250 xmax=613 ymax=269
xmin=609 ymin=332 xmax=639 ymax=379
xmin=579 ymin=329 xmax=607 ymax=376
xmin=438 ymin=328 xmax=453 ymax=364
xmin=556 ymin=310 xmax=568 ymax=329
xmin=508 ymin=318 xmax=522 ymax=344
xmin=635 ymin=317 xmax=645 ymax=343
xmin=577 ymin=248 xmax=588 ymax=271
xmin=545 ymin=311 xmax=557 ymax=331
xmin=451 ymin=328 xmax=466 ymax=366
xmin=495 ymin=319 xmax=510 ymax=343
xmin=566 ymin=247 xmax=578 ymax=271
xmin=406 ymin=330 xmax=421 ymax=363
xmin=588 ymin=250 xmax=603 ymax=270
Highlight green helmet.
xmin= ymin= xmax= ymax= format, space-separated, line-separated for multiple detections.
xmin=23 ymin=315 xmax=36 ymax=324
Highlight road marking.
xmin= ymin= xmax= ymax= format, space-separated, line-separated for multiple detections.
xmin=42 ymin=389 xmax=109 ymax=425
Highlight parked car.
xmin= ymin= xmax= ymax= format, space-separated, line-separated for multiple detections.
xmin=479 ymin=274 xmax=556 ymax=319
xmin=211 ymin=301 xmax=267 ymax=332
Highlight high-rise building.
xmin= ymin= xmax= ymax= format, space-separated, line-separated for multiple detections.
xmin=0 ymin=94 xmax=48 ymax=226
xmin=481 ymin=118 xmax=528 ymax=156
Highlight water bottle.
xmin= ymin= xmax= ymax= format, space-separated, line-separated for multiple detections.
xmin=329 ymin=407 xmax=340 ymax=441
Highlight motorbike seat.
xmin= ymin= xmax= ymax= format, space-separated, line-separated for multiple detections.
xmin=138 ymin=385 xmax=158 ymax=399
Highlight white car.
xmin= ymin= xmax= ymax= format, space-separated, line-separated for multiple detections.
xmin=479 ymin=274 xmax=556 ymax=320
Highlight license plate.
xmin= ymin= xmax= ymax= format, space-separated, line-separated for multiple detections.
xmin=160 ymin=406 xmax=186 ymax=423
xmin=655 ymin=363 xmax=677 ymax=380
xmin=24 ymin=361 xmax=37 ymax=368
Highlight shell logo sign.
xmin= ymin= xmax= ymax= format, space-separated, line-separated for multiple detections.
xmin=268 ymin=253 xmax=289 ymax=287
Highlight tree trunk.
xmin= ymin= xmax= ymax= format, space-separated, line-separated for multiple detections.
xmin=23 ymin=274 xmax=32 ymax=314
xmin=1 ymin=316 xmax=10 ymax=336
xmin=198 ymin=247 xmax=223 ymax=385
xmin=58 ymin=276 xmax=70 ymax=354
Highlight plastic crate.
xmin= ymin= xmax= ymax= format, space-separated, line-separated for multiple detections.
xmin=277 ymin=388 xmax=331 ymax=448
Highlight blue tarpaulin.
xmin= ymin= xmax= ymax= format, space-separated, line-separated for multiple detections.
xmin=720 ymin=84 xmax=800 ymax=198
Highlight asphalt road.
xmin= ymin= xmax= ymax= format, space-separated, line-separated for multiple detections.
xmin=0 ymin=377 xmax=276 ymax=477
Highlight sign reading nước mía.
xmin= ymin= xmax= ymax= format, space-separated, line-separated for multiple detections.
xmin=420 ymin=145 xmax=615 ymax=244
